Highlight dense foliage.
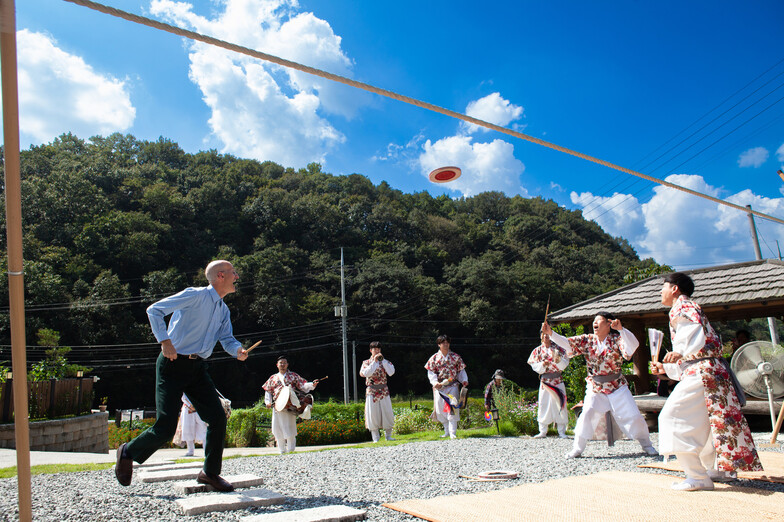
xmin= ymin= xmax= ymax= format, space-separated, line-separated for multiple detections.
xmin=0 ymin=132 xmax=658 ymax=408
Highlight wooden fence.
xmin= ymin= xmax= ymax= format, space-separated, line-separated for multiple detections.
xmin=0 ymin=377 xmax=95 ymax=423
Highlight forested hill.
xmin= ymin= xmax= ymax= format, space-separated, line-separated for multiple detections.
xmin=0 ymin=133 xmax=659 ymax=408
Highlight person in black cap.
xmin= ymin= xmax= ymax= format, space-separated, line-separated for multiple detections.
xmin=483 ymin=369 xmax=505 ymax=412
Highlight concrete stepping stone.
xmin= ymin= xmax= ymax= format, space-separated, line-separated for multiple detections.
xmin=140 ymin=462 xmax=203 ymax=473
xmin=173 ymin=474 xmax=265 ymax=494
xmin=240 ymin=505 xmax=367 ymax=521
xmin=139 ymin=467 xmax=204 ymax=483
xmin=175 ymin=488 xmax=286 ymax=515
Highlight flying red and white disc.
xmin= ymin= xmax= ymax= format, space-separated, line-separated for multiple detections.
xmin=428 ymin=166 xmax=462 ymax=183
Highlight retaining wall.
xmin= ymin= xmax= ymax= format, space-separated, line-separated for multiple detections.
xmin=0 ymin=412 xmax=109 ymax=453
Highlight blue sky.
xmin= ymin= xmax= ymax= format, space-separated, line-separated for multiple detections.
xmin=10 ymin=0 xmax=784 ymax=270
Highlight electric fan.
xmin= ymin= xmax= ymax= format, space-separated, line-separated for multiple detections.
xmin=730 ymin=340 xmax=784 ymax=430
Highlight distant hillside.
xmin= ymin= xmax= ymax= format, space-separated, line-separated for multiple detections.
xmin=0 ymin=133 xmax=662 ymax=407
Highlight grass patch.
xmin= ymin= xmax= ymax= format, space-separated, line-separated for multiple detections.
xmin=0 ymin=462 xmax=114 ymax=479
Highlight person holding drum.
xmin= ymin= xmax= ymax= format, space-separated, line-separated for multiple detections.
xmin=263 ymin=355 xmax=320 ymax=454
xmin=527 ymin=332 xmax=569 ymax=439
xmin=360 ymin=341 xmax=396 ymax=442
xmin=114 ymin=260 xmax=248 ymax=492
xmin=425 ymin=334 xmax=468 ymax=439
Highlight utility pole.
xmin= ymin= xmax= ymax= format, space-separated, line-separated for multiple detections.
xmin=352 ymin=340 xmax=357 ymax=403
xmin=340 ymin=248 xmax=349 ymax=404
xmin=747 ymin=205 xmax=780 ymax=345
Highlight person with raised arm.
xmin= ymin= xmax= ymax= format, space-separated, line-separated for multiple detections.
xmin=425 ymin=334 xmax=468 ymax=439
xmin=542 ymin=314 xmax=656 ymax=458
xmin=528 ymin=331 xmax=569 ymax=439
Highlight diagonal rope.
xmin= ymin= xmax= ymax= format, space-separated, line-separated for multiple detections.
xmin=63 ymin=0 xmax=784 ymax=226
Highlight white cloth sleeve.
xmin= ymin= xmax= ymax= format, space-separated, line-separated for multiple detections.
xmin=264 ymin=390 xmax=272 ymax=405
xmin=360 ymin=361 xmax=378 ymax=377
xmin=548 ymin=331 xmax=571 ymax=352
xmin=663 ymin=318 xmax=705 ymax=381
xmin=618 ymin=328 xmax=639 ymax=359
xmin=301 ymin=382 xmax=315 ymax=392
xmin=382 ymin=360 xmax=395 ymax=376
xmin=427 ymin=370 xmax=439 ymax=386
xmin=457 ymin=370 xmax=468 ymax=384
xmin=529 ymin=360 xmax=546 ymax=374
xmin=554 ymin=351 xmax=569 ymax=371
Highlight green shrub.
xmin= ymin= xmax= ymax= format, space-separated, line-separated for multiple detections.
xmin=296 ymin=419 xmax=371 ymax=445
xmin=225 ymin=402 xmax=271 ymax=448
xmin=494 ymin=383 xmax=539 ymax=436
xmin=311 ymin=399 xmax=364 ymax=421
xmin=392 ymin=407 xmax=439 ymax=435
xmin=107 ymin=418 xmax=176 ymax=449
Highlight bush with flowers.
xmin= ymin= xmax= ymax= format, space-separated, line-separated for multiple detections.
xmin=392 ymin=406 xmax=440 ymax=435
xmin=493 ymin=382 xmax=539 ymax=436
xmin=296 ymin=418 xmax=371 ymax=445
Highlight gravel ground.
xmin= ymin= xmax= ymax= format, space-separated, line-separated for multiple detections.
xmin=1 ymin=433 xmax=782 ymax=521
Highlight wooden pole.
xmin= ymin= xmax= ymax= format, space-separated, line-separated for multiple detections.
xmin=0 ymin=1 xmax=32 ymax=520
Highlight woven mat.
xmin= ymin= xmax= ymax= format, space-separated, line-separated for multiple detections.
xmin=382 ymin=470 xmax=784 ymax=522
xmin=639 ymin=451 xmax=784 ymax=483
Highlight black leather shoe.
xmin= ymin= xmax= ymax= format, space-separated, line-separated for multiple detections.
xmin=197 ymin=470 xmax=234 ymax=492
xmin=115 ymin=443 xmax=133 ymax=486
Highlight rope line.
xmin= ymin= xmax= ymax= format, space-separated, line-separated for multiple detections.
xmin=63 ymin=0 xmax=784 ymax=226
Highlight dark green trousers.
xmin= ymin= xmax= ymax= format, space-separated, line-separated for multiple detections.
xmin=125 ymin=353 xmax=226 ymax=475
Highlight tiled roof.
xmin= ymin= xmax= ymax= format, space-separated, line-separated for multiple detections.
xmin=549 ymin=259 xmax=784 ymax=322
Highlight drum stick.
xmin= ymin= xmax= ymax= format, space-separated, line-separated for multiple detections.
xmin=544 ymin=295 xmax=550 ymax=323
xmin=245 ymin=340 xmax=262 ymax=353
xmin=316 ymin=375 xmax=328 ymax=381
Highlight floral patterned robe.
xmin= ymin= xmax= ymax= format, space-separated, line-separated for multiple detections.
xmin=262 ymin=371 xmax=309 ymax=403
xmin=665 ymin=295 xmax=762 ymax=472
xmin=558 ymin=331 xmax=634 ymax=394
xmin=425 ymin=351 xmax=466 ymax=383
xmin=425 ymin=350 xmax=467 ymax=423
xmin=528 ymin=342 xmax=569 ymax=423
xmin=361 ymin=358 xmax=395 ymax=402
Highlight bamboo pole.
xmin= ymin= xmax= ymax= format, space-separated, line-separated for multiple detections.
xmin=0 ymin=1 xmax=32 ymax=520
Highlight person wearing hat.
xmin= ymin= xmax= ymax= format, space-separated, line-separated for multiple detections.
xmin=263 ymin=355 xmax=319 ymax=454
xmin=528 ymin=332 xmax=569 ymax=438
xmin=425 ymin=334 xmax=468 ymax=439
xmin=542 ymin=313 xmax=657 ymax=459
xmin=114 ymin=260 xmax=248 ymax=492
xmin=483 ymin=369 xmax=506 ymax=412
xmin=359 ymin=341 xmax=396 ymax=442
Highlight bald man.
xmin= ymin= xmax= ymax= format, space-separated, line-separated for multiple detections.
xmin=115 ymin=260 xmax=248 ymax=492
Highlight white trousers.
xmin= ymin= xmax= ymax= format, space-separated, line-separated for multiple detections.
xmin=658 ymin=373 xmax=711 ymax=455
xmin=271 ymin=409 xmax=298 ymax=453
xmin=365 ymin=395 xmax=395 ymax=431
xmin=537 ymin=382 xmax=569 ymax=425
xmin=573 ymin=384 xmax=651 ymax=451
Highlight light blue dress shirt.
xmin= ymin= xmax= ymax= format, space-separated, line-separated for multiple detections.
xmin=147 ymin=285 xmax=241 ymax=359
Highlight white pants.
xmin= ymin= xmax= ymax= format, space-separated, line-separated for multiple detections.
xmin=537 ymin=382 xmax=569 ymax=425
xmin=271 ymin=409 xmax=297 ymax=453
xmin=574 ymin=384 xmax=651 ymax=451
xmin=432 ymin=384 xmax=461 ymax=425
xmin=365 ymin=395 xmax=395 ymax=431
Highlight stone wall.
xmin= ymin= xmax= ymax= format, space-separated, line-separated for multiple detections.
xmin=0 ymin=412 xmax=109 ymax=453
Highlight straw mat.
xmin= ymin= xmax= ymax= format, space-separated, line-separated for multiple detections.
xmin=639 ymin=451 xmax=784 ymax=483
xmin=382 ymin=470 xmax=784 ymax=522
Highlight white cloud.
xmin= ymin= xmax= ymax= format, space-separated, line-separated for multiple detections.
xmin=570 ymin=174 xmax=784 ymax=269
xmin=150 ymin=0 xmax=362 ymax=167
xmin=461 ymin=92 xmax=524 ymax=134
xmin=17 ymin=29 xmax=135 ymax=144
xmin=776 ymin=142 xmax=784 ymax=163
xmin=569 ymin=191 xmax=642 ymax=242
xmin=738 ymin=146 xmax=769 ymax=168
xmin=418 ymin=135 xmax=527 ymax=197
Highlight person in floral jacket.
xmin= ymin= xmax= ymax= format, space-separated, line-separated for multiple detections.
xmin=527 ymin=332 xmax=569 ymax=439
xmin=360 ymin=341 xmax=396 ymax=442
xmin=263 ymin=355 xmax=319 ymax=454
xmin=543 ymin=314 xmax=656 ymax=459
xmin=652 ymin=272 xmax=762 ymax=491
xmin=425 ymin=334 xmax=468 ymax=439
